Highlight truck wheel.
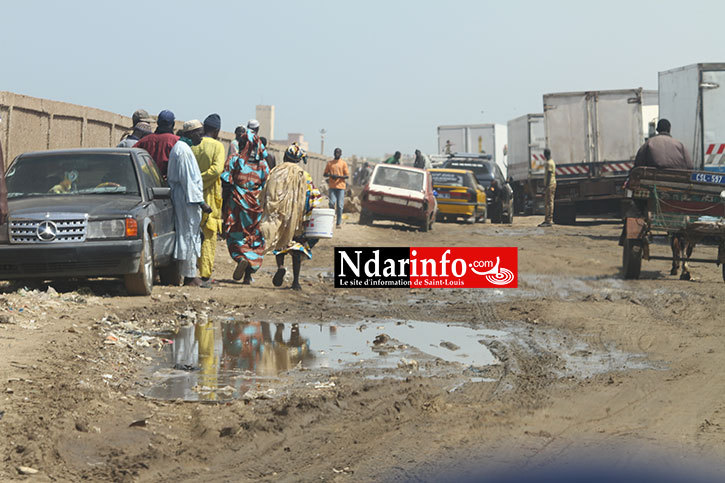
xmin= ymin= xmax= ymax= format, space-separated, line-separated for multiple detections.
xmin=553 ymin=204 xmax=576 ymax=225
xmin=159 ymin=260 xmax=182 ymax=286
xmin=125 ymin=231 xmax=154 ymax=296
xmin=359 ymin=210 xmax=373 ymax=226
xmin=622 ymin=239 xmax=642 ymax=280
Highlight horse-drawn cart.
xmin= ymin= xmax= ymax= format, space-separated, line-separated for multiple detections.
xmin=622 ymin=167 xmax=725 ymax=281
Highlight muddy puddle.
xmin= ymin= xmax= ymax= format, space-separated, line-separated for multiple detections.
xmin=143 ymin=320 xmax=504 ymax=402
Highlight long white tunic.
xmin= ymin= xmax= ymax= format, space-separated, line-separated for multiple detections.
xmin=167 ymin=141 xmax=204 ymax=262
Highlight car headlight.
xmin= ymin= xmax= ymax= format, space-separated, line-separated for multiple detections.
xmin=87 ymin=219 xmax=125 ymax=239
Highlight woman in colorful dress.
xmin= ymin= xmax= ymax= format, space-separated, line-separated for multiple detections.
xmin=260 ymin=143 xmax=321 ymax=291
xmin=221 ymin=130 xmax=269 ymax=284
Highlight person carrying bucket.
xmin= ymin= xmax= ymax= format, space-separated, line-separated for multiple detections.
xmin=323 ymin=147 xmax=349 ymax=227
xmin=259 ymin=143 xmax=322 ymax=291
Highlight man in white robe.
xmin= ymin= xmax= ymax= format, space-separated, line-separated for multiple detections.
xmin=167 ymin=120 xmax=211 ymax=287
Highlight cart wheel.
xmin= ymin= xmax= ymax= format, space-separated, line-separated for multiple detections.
xmin=622 ymin=239 xmax=642 ymax=280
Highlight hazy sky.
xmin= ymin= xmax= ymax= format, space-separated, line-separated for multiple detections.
xmin=1 ymin=0 xmax=722 ymax=157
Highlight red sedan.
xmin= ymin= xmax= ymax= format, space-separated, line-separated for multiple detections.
xmin=359 ymin=164 xmax=437 ymax=232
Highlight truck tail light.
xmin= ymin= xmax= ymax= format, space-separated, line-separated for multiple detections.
xmin=125 ymin=218 xmax=138 ymax=237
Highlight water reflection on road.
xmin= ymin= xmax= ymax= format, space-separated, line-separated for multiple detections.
xmin=147 ymin=321 xmax=318 ymax=402
xmin=144 ymin=319 xmax=501 ymax=402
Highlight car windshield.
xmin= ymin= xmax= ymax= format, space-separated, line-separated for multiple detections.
xmin=431 ymin=171 xmax=474 ymax=188
xmin=6 ymin=153 xmax=140 ymax=199
xmin=372 ymin=167 xmax=425 ymax=191
xmin=445 ymin=161 xmax=492 ymax=187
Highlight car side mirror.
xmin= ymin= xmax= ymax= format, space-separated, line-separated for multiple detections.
xmin=149 ymin=187 xmax=171 ymax=200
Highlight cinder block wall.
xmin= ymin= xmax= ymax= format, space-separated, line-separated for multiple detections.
xmin=0 ymin=91 xmax=335 ymax=187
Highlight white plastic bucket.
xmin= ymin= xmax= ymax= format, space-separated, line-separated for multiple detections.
xmin=304 ymin=208 xmax=335 ymax=238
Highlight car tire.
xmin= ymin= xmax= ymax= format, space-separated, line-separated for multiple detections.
xmin=490 ymin=203 xmax=502 ymax=223
xmin=359 ymin=210 xmax=373 ymax=226
xmin=125 ymin=230 xmax=154 ymax=296
xmin=420 ymin=216 xmax=432 ymax=232
xmin=159 ymin=260 xmax=182 ymax=286
xmin=504 ymin=204 xmax=514 ymax=224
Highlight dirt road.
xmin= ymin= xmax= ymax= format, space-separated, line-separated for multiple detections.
xmin=1 ymin=215 xmax=724 ymax=481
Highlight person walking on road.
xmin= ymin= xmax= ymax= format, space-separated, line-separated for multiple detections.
xmin=324 ymin=147 xmax=349 ymax=227
xmin=191 ymin=114 xmax=226 ymax=282
xmin=221 ymin=123 xmax=270 ymax=284
xmin=539 ymin=148 xmax=556 ymax=227
xmin=384 ymin=151 xmax=401 ymax=165
xmin=260 ymin=143 xmax=321 ymax=291
xmin=134 ymin=110 xmax=179 ymax=179
xmin=167 ymin=120 xmax=212 ymax=288
xmin=634 ymin=119 xmax=693 ymax=170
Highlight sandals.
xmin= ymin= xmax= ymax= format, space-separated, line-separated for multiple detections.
xmin=272 ymin=268 xmax=286 ymax=287
xmin=233 ymin=259 xmax=249 ymax=281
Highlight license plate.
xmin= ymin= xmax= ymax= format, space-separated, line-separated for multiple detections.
xmin=437 ymin=193 xmax=450 ymax=198
xmin=691 ymin=172 xmax=725 ymax=184
xmin=383 ymin=196 xmax=408 ymax=205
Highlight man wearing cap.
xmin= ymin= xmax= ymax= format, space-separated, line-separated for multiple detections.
xmin=167 ymin=120 xmax=212 ymax=288
xmin=134 ymin=110 xmax=179 ymax=178
xmin=191 ymin=114 xmax=226 ymax=282
xmin=117 ymin=122 xmax=152 ymax=148
xmin=119 ymin=109 xmax=152 ymax=144
xmin=247 ymin=119 xmax=260 ymax=134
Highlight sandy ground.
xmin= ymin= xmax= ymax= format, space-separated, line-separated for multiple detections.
xmin=1 ymin=214 xmax=724 ymax=481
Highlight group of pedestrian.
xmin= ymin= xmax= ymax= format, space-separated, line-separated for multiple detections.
xmin=120 ymin=109 xmax=322 ymax=291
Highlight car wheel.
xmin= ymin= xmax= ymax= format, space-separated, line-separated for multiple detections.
xmin=159 ymin=260 xmax=182 ymax=286
xmin=125 ymin=230 xmax=153 ymax=296
xmin=505 ymin=204 xmax=514 ymax=224
xmin=359 ymin=210 xmax=373 ymax=226
xmin=419 ymin=216 xmax=431 ymax=232
xmin=490 ymin=203 xmax=503 ymax=223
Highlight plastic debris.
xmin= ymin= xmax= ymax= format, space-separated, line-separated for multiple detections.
xmin=398 ymin=358 xmax=419 ymax=371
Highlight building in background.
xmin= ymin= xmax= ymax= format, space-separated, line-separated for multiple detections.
xmin=255 ymin=105 xmax=274 ymax=142
xmin=285 ymin=133 xmax=309 ymax=152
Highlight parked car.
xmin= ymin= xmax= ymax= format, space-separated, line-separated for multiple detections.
xmin=442 ymin=154 xmax=514 ymax=223
xmin=359 ymin=164 xmax=437 ymax=231
xmin=0 ymin=148 xmax=179 ymax=295
xmin=429 ymin=168 xmax=487 ymax=223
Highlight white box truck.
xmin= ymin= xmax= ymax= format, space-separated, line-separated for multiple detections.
xmin=437 ymin=124 xmax=508 ymax=177
xmin=543 ymin=88 xmax=658 ymax=224
xmin=507 ymin=113 xmax=546 ymax=214
xmin=659 ymin=63 xmax=725 ymax=173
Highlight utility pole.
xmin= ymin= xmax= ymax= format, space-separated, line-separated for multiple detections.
xmin=320 ymin=128 xmax=327 ymax=155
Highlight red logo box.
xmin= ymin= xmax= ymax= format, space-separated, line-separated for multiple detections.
xmin=409 ymin=247 xmax=517 ymax=288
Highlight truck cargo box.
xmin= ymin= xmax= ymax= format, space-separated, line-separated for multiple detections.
xmin=437 ymin=124 xmax=508 ymax=177
xmin=659 ymin=63 xmax=725 ymax=173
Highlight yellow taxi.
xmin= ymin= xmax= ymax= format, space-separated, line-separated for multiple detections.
xmin=429 ymin=168 xmax=487 ymax=222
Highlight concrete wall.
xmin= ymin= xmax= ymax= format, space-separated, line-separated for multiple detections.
xmin=0 ymin=91 xmax=336 ymax=187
